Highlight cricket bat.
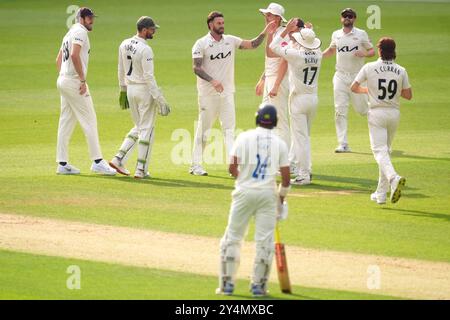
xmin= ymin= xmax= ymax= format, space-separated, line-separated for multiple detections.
xmin=275 ymin=223 xmax=292 ymax=294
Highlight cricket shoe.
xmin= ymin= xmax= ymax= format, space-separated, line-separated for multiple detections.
xmin=109 ymin=157 xmax=130 ymax=176
xmin=250 ymin=283 xmax=268 ymax=297
xmin=91 ymin=160 xmax=117 ymax=176
xmin=134 ymin=169 xmax=150 ymax=179
xmin=370 ymin=192 xmax=387 ymax=204
xmin=290 ymin=163 xmax=298 ymax=176
xmin=189 ymin=165 xmax=208 ymax=176
xmin=56 ymin=163 xmax=80 ymax=175
xmin=291 ymin=175 xmax=311 ymax=185
xmin=390 ymin=175 xmax=406 ymax=204
xmin=215 ymin=282 xmax=234 ymax=296
xmin=335 ymin=144 xmax=351 ymax=153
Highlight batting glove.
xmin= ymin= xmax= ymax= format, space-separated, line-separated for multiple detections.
xmin=277 ymin=200 xmax=289 ymax=221
xmin=119 ymin=91 xmax=129 ymax=110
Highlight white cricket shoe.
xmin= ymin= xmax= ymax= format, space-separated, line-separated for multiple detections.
xmin=109 ymin=157 xmax=130 ymax=176
xmin=290 ymin=163 xmax=298 ymax=176
xmin=134 ymin=169 xmax=150 ymax=179
xmin=370 ymin=192 xmax=387 ymax=204
xmin=335 ymin=144 xmax=352 ymax=153
xmin=189 ymin=165 xmax=208 ymax=176
xmin=390 ymin=175 xmax=406 ymax=204
xmin=91 ymin=160 xmax=117 ymax=176
xmin=56 ymin=163 xmax=80 ymax=175
xmin=291 ymin=175 xmax=311 ymax=185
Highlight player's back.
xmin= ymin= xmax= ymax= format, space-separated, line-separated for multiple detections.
xmin=119 ymin=36 xmax=153 ymax=85
xmin=288 ymin=47 xmax=322 ymax=95
xmin=59 ymin=23 xmax=90 ymax=78
xmin=362 ymin=59 xmax=410 ymax=109
xmin=233 ymin=127 xmax=288 ymax=190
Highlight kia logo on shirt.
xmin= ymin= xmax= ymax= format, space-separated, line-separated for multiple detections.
xmin=210 ymin=51 xmax=231 ymax=60
xmin=337 ymin=45 xmax=359 ymax=52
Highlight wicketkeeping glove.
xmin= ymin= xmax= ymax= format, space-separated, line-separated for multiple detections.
xmin=119 ymin=91 xmax=129 ymax=110
xmin=156 ymin=88 xmax=171 ymax=116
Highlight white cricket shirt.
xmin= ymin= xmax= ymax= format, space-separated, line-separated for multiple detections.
xmin=192 ymin=33 xmax=243 ymax=96
xmin=354 ymin=59 xmax=411 ymax=109
xmin=118 ymin=35 xmax=160 ymax=98
xmin=265 ymin=26 xmax=287 ymax=77
xmin=231 ymin=127 xmax=289 ymax=190
xmin=59 ymin=23 xmax=90 ymax=79
xmin=329 ymin=27 xmax=373 ymax=74
xmin=270 ymin=34 xmax=323 ymax=95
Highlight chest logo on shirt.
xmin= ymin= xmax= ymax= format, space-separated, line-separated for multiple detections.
xmin=210 ymin=51 xmax=231 ymax=60
xmin=337 ymin=45 xmax=359 ymax=53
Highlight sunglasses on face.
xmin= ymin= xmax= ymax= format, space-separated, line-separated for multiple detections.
xmin=342 ymin=14 xmax=354 ymax=19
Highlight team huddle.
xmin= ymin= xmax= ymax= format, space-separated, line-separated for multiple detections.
xmin=55 ymin=4 xmax=412 ymax=297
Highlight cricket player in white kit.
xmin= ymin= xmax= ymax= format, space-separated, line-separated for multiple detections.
xmin=255 ymin=3 xmax=292 ymax=167
xmin=351 ymin=37 xmax=412 ymax=204
xmin=323 ymin=8 xmax=375 ymax=153
xmin=217 ymin=105 xmax=290 ymax=297
xmin=270 ymin=18 xmax=322 ymax=185
xmin=190 ymin=11 xmax=277 ymax=176
xmin=109 ymin=16 xmax=170 ymax=179
xmin=55 ymin=7 xmax=116 ymax=175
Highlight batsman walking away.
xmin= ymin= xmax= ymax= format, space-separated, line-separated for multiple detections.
xmin=217 ymin=104 xmax=290 ymax=297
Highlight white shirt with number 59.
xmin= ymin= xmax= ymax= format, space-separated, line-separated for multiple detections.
xmin=231 ymin=127 xmax=289 ymax=190
xmin=354 ymin=59 xmax=411 ymax=109
xmin=118 ymin=35 xmax=160 ymax=99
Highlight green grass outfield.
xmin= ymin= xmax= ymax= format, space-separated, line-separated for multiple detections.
xmin=0 ymin=0 xmax=449 ymax=299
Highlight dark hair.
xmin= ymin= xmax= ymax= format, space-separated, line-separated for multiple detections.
xmin=207 ymin=11 xmax=224 ymax=29
xmin=377 ymin=37 xmax=396 ymax=60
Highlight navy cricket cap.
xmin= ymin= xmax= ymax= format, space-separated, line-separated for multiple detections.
xmin=77 ymin=7 xmax=98 ymax=19
xmin=256 ymin=104 xmax=278 ymax=128
xmin=137 ymin=16 xmax=160 ymax=30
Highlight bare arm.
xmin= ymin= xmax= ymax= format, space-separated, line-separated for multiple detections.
xmin=255 ymin=71 xmax=265 ymax=96
xmin=269 ymin=58 xmax=288 ymax=98
xmin=279 ymin=166 xmax=290 ymax=203
xmin=56 ymin=50 xmax=62 ymax=72
xmin=322 ymin=46 xmax=336 ymax=58
xmin=193 ymin=57 xmax=223 ymax=93
xmin=229 ymin=156 xmax=239 ymax=178
xmin=401 ymin=88 xmax=412 ymax=100
xmin=239 ymin=21 xmax=277 ymax=50
xmin=350 ymin=81 xmax=368 ymax=94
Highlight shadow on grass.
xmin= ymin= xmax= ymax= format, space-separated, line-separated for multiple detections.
xmin=391 ymin=150 xmax=450 ymax=162
xmin=75 ymin=174 xmax=234 ymax=191
xmin=221 ymin=292 xmax=319 ymax=300
xmin=381 ymin=207 xmax=450 ymax=222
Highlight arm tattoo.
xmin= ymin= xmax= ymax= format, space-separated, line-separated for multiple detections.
xmin=193 ymin=58 xmax=213 ymax=82
xmin=251 ymin=33 xmax=266 ymax=48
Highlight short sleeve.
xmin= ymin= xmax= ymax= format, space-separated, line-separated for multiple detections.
xmin=329 ymin=32 xmax=337 ymax=49
xmin=72 ymin=29 xmax=87 ymax=47
xmin=228 ymin=35 xmax=243 ymax=49
xmin=192 ymin=40 xmax=203 ymax=59
xmin=354 ymin=64 xmax=368 ymax=84
xmin=402 ymin=69 xmax=411 ymax=89
xmin=278 ymin=140 xmax=289 ymax=168
xmin=230 ymin=133 xmax=245 ymax=161
xmin=361 ymin=31 xmax=373 ymax=50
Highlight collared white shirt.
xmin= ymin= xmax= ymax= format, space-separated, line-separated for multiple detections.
xmin=232 ymin=127 xmax=289 ymax=190
xmin=265 ymin=26 xmax=287 ymax=77
xmin=270 ymin=34 xmax=323 ymax=95
xmin=329 ymin=27 xmax=373 ymax=74
xmin=192 ymin=33 xmax=243 ymax=96
xmin=354 ymin=58 xmax=411 ymax=109
xmin=59 ymin=23 xmax=90 ymax=79
xmin=118 ymin=35 xmax=160 ymax=98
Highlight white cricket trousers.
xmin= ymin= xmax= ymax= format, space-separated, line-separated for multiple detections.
xmin=333 ymin=71 xmax=369 ymax=146
xmin=117 ymin=85 xmax=157 ymax=173
xmin=262 ymin=75 xmax=290 ymax=150
xmin=368 ymin=107 xmax=400 ymax=193
xmin=290 ymin=93 xmax=318 ymax=177
xmin=56 ymin=76 xmax=102 ymax=162
xmin=192 ymin=93 xmax=235 ymax=166
xmin=220 ymin=188 xmax=277 ymax=286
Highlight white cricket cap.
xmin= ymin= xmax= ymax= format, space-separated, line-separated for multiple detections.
xmin=292 ymin=28 xmax=321 ymax=50
xmin=259 ymin=3 xmax=287 ymax=23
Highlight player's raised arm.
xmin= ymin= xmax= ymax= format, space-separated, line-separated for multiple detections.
xmin=269 ymin=18 xmax=299 ymax=59
xmin=239 ymin=20 xmax=277 ymax=49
